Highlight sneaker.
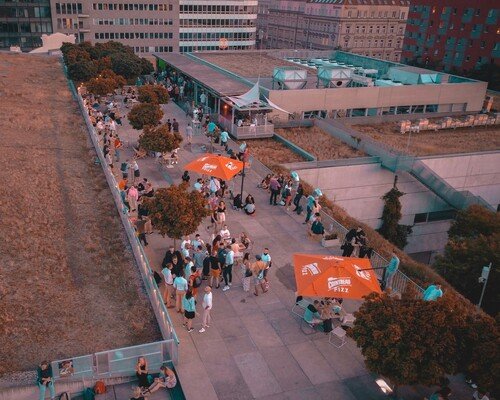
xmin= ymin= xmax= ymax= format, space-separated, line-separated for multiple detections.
xmin=205 ymin=325 xmax=210 ymax=328
xmin=223 ymin=285 xmax=230 ymax=291
xmin=187 ymin=328 xmax=194 ymax=333
xmin=199 ymin=328 xmax=206 ymax=333
xmin=228 ymin=283 xmax=232 ymax=286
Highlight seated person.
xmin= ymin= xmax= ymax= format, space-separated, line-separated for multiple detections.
xmin=219 ymin=225 xmax=231 ymax=241
xmin=245 ymin=194 xmax=255 ymax=205
xmin=170 ymin=148 xmax=179 ymax=164
xmin=143 ymin=365 xmax=177 ymax=395
xmin=239 ymin=232 xmax=251 ymax=250
xmin=259 ymin=174 xmax=272 ymax=190
xmin=311 ymin=216 xmax=325 ymax=235
xmin=244 ymin=201 xmax=256 ymax=215
xmin=304 ymin=300 xmax=323 ymax=326
xmin=233 ymin=193 xmax=243 ymax=210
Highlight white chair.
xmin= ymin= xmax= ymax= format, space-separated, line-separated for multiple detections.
xmin=341 ymin=313 xmax=356 ymax=327
xmin=329 ymin=326 xmax=346 ymax=348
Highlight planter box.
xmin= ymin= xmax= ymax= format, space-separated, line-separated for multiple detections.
xmin=321 ymin=238 xmax=340 ymax=248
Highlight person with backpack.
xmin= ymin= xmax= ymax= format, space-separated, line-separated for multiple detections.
xmin=36 ymin=361 xmax=56 ymax=400
xmin=161 ymin=263 xmax=174 ymax=308
xmin=189 ymin=265 xmax=202 ymax=297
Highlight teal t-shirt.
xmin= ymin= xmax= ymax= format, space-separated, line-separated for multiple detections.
xmin=220 ymin=131 xmax=229 ymax=142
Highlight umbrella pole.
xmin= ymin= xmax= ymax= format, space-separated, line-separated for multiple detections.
xmin=239 ymin=161 xmax=246 ymax=200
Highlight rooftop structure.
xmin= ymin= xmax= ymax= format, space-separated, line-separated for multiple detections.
xmin=155 ymin=49 xmax=488 ymax=123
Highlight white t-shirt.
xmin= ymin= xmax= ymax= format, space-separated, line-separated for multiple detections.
xmin=202 ymin=292 xmax=213 ymax=309
xmin=220 ymin=228 xmax=230 ymax=240
xmin=161 ymin=267 xmax=173 ymax=285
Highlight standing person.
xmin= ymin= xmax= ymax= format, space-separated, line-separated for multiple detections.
xmin=423 ymin=284 xmax=444 ymax=301
xmin=172 ymin=118 xmax=179 ymax=133
xmin=303 ymin=194 xmax=318 ymax=224
xmin=383 ymin=253 xmax=400 ymax=290
xmin=134 ymin=215 xmax=148 ymax=247
xmin=161 ymin=263 xmax=174 ymax=308
xmin=241 ymin=253 xmax=252 ymax=292
xmin=269 ymin=175 xmax=281 ymax=206
xmin=222 ymin=245 xmax=234 ymax=291
xmin=37 ymin=361 xmax=56 ymax=400
xmin=199 ymin=286 xmax=212 ymax=333
xmin=216 ymin=200 xmax=226 ymax=231
xmin=161 ymin=245 xmax=182 ymax=270
xmin=186 ymin=123 xmax=193 ymax=144
xmin=181 ymin=170 xmax=191 ymax=184
xmin=120 ymin=159 xmax=130 ymax=179
xmin=173 ymin=272 xmax=188 ymax=313
xmin=260 ymin=247 xmax=272 ymax=283
xmin=132 ymin=160 xmax=140 ymax=182
xmin=252 ymin=255 xmax=268 ymax=296
xmin=220 ymin=130 xmax=229 ymax=151
xmin=193 ymin=245 xmax=206 ymax=276
xmin=166 ymin=119 xmax=172 ymax=132
xmin=208 ymin=250 xmax=221 ymax=289
xmin=182 ymin=290 xmax=196 ymax=332
xmin=282 ymin=180 xmax=292 ymax=210
xmin=202 ymin=244 xmax=212 ymax=279
xmin=188 ymin=265 xmax=202 ymax=297
xmin=127 ymin=185 xmax=139 ymax=212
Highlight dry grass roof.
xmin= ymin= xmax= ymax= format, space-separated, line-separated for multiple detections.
xmin=0 ymin=53 xmax=159 ymax=376
xmin=349 ymin=120 xmax=500 ymax=156
xmin=195 ymin=51 xmax=316 ymax=78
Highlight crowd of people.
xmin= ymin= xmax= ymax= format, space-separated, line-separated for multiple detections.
xmin=35 ymin=83 xmax=456 ymax=400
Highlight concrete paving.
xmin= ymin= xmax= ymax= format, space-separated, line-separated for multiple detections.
xmin=110 ymin=98 xmax=462 ymax=400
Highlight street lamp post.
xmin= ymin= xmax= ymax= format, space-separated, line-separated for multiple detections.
xmin=477 ymin=263 xmax=492 ymax=310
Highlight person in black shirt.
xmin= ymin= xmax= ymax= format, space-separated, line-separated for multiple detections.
xmin=161 ymin=246 xmax=182 ymax=271
xmin=181 ymin=171 xmax=190 ymax=183
xmin=37 ymin=361 xmax=56 ymax=400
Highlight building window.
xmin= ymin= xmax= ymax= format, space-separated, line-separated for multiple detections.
xmin=480 ymin=41 xmax=485 ymax=48
xmin=465 ymin=55 xmax=470 ymax=62
xmin=475 ymin=8 xmax=480 ymax=16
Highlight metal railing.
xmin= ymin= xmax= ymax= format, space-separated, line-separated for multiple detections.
xmin=63 ymin=65 xmax=179 ymax=360
xmin=51 ymin=340 xmax=177 ymax=382
xmin=217 ymin=114 xmax=274 ymax=139
xmin=232 ymin=137 xmax=424 ymax=296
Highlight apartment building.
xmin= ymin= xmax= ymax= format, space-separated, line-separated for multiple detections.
xmin=402 ymin=0 xmax=499 ymax=73
xmin=178 ymin=0 xmax=257 ymax=52
xmin=0 ymin=0 xmax=53 ymax=50
xmin=50 ymin=1 xmax=179 ymax=54
xmin=266 ymin=0 xmax=409 ymax=61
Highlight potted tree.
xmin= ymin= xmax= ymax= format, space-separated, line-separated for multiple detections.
xmin=321 ymin=232 xmax=339 ymax=248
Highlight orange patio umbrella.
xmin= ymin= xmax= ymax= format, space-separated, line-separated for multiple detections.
xmin=294 ymin=253 xmax=382 ymax=299
xmin=184 ymin=154 xmax=244 ymax=181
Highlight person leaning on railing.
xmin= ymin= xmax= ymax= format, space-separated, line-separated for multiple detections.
xmin=36 ymin=361 xmax=56 ymax=400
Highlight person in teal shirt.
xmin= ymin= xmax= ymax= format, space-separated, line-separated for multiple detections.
xmin=207 ymin=121 xmax=216 ymax=134
xmin=423 ymin=284 xmax=443 ymax=301
xmin=182 ymin=290 xmax=196 ymax=332
xmin=220 ymin=131 xmax=229 ymax=150
xmin=304 ymin=195 xmax=317 ymax=224
xmin=384 ymin=253 xmax=400 ymax=290
xmin=304 ymin=300 xmax=322 ymax=326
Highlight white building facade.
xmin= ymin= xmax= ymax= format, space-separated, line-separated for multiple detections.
xmin=179 ymin=0 xmax=257 ymax=52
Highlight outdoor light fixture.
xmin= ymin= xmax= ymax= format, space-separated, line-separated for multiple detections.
xmin=375 ymin=379 xmax=393 ymax=394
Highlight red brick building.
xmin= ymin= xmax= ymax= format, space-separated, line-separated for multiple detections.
xmin=402 ymin=1 xmax=499 ymax=73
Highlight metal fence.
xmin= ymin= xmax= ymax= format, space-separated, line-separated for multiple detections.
xmin=51 ymin=340 xmax=177 ymax=382
xmin=236 ymin=138 xmax=424 ymax=296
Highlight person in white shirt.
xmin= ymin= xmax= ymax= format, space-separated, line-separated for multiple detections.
xmin=191 ymin=234 xmax=204 ymax=250
xmin=199 ymin=286 xmax=212 ymax=333
xmin=180 ymin=235 xmax=191 ymax=258
xmin=220 ymin=225 xmax=231 ymax=242
xmin=161 ymin=264 xmax=174 ymax=308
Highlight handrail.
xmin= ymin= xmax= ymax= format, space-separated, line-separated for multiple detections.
xmin=62 ymin=63 xmax=179 ymax=348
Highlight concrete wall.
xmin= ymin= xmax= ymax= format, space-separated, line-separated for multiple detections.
xmin=268 ymin=80 xmax=487 ymax=114
xmin=294 ymin=151 xmax=500 ymax=257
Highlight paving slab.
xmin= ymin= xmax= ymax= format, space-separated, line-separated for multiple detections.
xmin=261 ymin=345 xmax=312 ymax=393
xmin=287 ymin=341 xmax=341 ymax=385
xmin=234 ymin=352 xmax=282 ymax=398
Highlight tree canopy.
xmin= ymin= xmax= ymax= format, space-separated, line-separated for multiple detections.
xmin=138 ymin=125 xmax=182 ymax=153
xmin=138 ymin=85 xmax=169 ymax=104
xmin=433 ymin=205 xmax=499 ymax=315
xmin=127 ymin=103 xmax=164 ymax=130
xmin=350 ymin=291 xmax=499 ymax=395
xmin=142 ymin=184 xmax=209 ymax=243
xmin=85 ymin=69 xmax=126 ymax=96
xmin=377 ymin=186 xmax=412 ymax=249
xmin=61 ymin=41 xmax=153 ymax=83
